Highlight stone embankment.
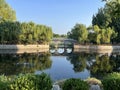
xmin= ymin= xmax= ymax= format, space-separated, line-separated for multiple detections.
xmin=0 ymin=45 xmax=49 ymax=53
xmin=0 ymin=45 xmax=49 ymax=49
xmin=74 ymin=44 xmax=120 ymax=53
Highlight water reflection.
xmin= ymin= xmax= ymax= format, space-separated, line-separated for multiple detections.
xmin=49 ymin=48 xmax=73 ymax=55
xmin=90 ymin=54 xmax=116 ymax=78
xmin=67 ymin=52 xmax=120 ymax=79
xmin=0 ymin=53 xmax=52 ymax=75
xmin=0 ymin=50 xmax=120 ymax=81
xmin=67 ymin=53 xmax=87 ymax=72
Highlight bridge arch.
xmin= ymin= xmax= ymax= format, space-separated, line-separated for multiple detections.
xmin=50 ymin=38 xmax=77 ymax=55
xmin=50 ymin=38 xmax=77 ymax=49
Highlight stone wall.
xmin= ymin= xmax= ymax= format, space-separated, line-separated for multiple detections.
xmin=74 ymin=44 xmax=120 ymax=53
xmin=0 ymin=45 xmax=49 ymax=50
xmin=0 ymin=45 xmax=49 ymax=54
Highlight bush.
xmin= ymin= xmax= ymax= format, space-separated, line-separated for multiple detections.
xmin=102 ymin=72 xmax=120 ymax=90
xmin=9 ymin=73 xmax=52 ymax=90
xmin=9 ymin=74 xmax=36 ymax=90
xmin=0 ymin=75 xmax=11 ymax=90
xmin=35 ymin=73 xmax=52 ymax=90
xmin=62 ymin=78 xmax=89 ymax=90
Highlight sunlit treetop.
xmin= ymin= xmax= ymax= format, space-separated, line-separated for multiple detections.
xmin=0 ymin=0 xmax=16 ymax=21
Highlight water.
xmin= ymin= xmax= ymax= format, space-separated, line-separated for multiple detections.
xmin=0 ymin=48 xmax=120 ymax=82
xmin=35 ymin=56 xmax=90 ymax=81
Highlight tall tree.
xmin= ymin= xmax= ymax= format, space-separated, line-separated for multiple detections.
xmin=0 ymin=0 xmax=16 ymax=21
xmin=93 ymin=0 xmax=120 ymax=43
xmin=105 ymin=0 xmax=120 ymax=42
xmin=88 ymin=25 xmax=117 ymax=44
xmin=67 ymin=24 xmax=88 ymax=44
xmin=92 ymin=8 xmax=109 ymax=28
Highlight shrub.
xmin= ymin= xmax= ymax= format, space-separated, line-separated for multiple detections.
xmin=35 ymin=73 xmax=52 ymax=90
xmin=0 ymin=75 xmax=11 ymax=90
xmin=102 ymin=72 xmax=120 ymax=90
xmin=9 ymin=74 xmax=36 ymax=90
xmin=62 ymin=78 xmax=89 ymax=90
xmin=9 ymin=73 xmax=52 ymax=90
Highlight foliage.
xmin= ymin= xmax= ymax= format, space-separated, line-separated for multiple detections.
xmin=102 ymin=72 xmax=120 ymax=90
xmin=0 ymin=21 xmax=53 ymax=44
xmin=88 ymin=25 xmax=117 ymax=44
xmin=0 ymin=1 xmax=53 ymax=44
xmin=35 ymin=73 xmax=52 ymax=90
xmin=0 ymin=21 xmax=21 ymax=44
xmin=9 ymin=73 xmax=52 ymax=90
xmin=0 ymin=53 xmax=52 ymax=75
xmin=62 ymin=78 xmax=89 ymax=90
xmin=19 ymin=22 xmax=53 ymax=44
xmin=68 ymin=23 xmax=117 ymax=44
xmin=67 ymin=23 xmax=88 ymax=44
xmin=92 ymin=8 xmax=109 ymax=28
xmin=53 ymin=33 xmax=67 ymax=38
xmin=9 ymin=74 xmax=36 ymax=90
xmin=0 ymin=0 xmax=16 ymax=21
xmin=0 ymin=75 xmax=11 ymax=90
xmin=92 ymin=0 xmax=120 ymax=43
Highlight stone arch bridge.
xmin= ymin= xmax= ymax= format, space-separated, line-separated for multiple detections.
xmin=50 ymin=38 xmax=77 ymax=48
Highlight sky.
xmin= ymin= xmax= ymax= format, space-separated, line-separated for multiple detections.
xmin=6 ymin=0 xmax=105 ymax=34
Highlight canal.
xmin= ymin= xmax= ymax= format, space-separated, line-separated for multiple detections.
xmin=0 ymin=48 xmax=120 ymax=82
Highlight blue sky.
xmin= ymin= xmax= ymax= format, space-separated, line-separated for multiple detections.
xmin=6 ymin=0 xmax=105 ymax=34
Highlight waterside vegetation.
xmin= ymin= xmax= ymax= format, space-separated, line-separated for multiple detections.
xmin=0 ymin=0 xmax=52 ymax=45
xmin=0 ymin=0 xmax=120 ymax=89
xmin=67 ymin=0 xmax=120 ymax=45
xmin=0 ymin=72 xmax=120 ymax=90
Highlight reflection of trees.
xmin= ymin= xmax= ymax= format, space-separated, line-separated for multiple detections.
xmin=0 ymin=53 xmax=52 ymax=75
xmin=90 ymin=55 xmax=116 ymax=77
xmin=67 ymin=53 xmax=88 ymax=72
xmin=0 ymin=54 xmax=18 ymax=75
xmin=110 ymin=54 xmax=120 ymax=72
xmin=67 ymin=52 xmax=119 ymax=77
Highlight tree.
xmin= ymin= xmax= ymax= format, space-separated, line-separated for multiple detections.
xmin=93 ymin=0 xmax=120 ymax=43
xmin=106 ymin=0 xmax=120 ymax=43
xmin=0 ymin=21 xmax=21 ymax=44
xmin=92 ymin=8 xmax=109 ymax=29
xmin=103 ymin=0 xmax=120 ymax=18
xmin=0 ymin=0 xmax=16 ymax=21
xmin=67 ymin=24 xmax=88 ymax=44
xmin=88 ymin=25 xmax=117 ymax=44
xmin=0 ymin=21 xmax=53 ymax=44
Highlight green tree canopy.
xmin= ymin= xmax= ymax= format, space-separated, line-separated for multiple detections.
xmin=93 ymin=0 xmax=120 ymax=43
xmin=88 ymin=25 xmax=117 ymax=44
xmin=92 ymin=8 xmax=110 ymax=28
xmin=67 ymin=24 xmax=88 ymax=44
xmin=0 ymin=21 xmax=53 ymax=44
xmin=0 ymin=0 xmax=16 ymax=21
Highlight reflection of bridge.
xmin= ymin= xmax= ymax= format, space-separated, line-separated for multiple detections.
xmin=50 ymin=48 xmax=73 ymax=55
